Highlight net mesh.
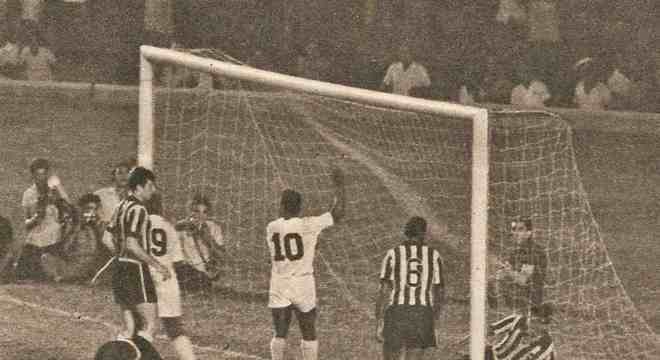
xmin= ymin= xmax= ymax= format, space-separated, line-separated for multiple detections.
xmin=150 ymin=49 xmax=660 ymax=359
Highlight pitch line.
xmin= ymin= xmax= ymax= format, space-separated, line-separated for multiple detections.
xmin=0 ymin=291 xmax=267 ymax=360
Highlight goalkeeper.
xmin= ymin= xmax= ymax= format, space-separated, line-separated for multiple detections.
xmin=175 ymin=194 xmax=225 ymax=292
xmin=490 ymin=218 xmax=548 ymax=320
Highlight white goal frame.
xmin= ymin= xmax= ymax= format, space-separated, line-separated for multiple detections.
xmin=139 ymin=45 xmax=490 ymax=360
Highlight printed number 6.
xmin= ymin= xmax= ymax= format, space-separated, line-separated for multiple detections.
xmin=407 ymin=258 xmax=422 ymax=287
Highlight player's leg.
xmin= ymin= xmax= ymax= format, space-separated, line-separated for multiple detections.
xmin=382 ymin=306 xmax=404 ymax=360
xmin=270 ymin=306 xmax=293 ymax=360
xmin=118 ymin=305 xmax=137 ymax=339
xmin=162 ymin=317 xmax=196 ymax=360
xmin=295 ymin=307 xmax=318 ymax=360
xmin=135 ymin=302 xmax=159 ymax=341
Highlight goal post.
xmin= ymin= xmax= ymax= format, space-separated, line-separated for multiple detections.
xmin=139 ymin=44 xmax=490 ymax=360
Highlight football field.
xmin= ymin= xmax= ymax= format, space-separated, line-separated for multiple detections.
xmin=0 ymin=82 xmax=658 ymax=359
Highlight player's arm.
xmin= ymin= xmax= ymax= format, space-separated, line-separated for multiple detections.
xmin=374 ymin=279 xmax=392 ymax=342
xmin=125 ymin=235 xmax=170 ymax=281
xmin=432 ymin=251 xmax=446 ymax=322
xmin=101 ymin=229 xmax=116 ymax=253
xmin=23 ymin=202 xmax=43 ymax=230
xmin=329 ymin=166 xmax=346 ymax=224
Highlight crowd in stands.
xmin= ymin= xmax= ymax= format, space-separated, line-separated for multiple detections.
xmin=0 ymin=0 xmax=658 ymax=113
xmin=0 ymin=157 xmax=225 ymax=294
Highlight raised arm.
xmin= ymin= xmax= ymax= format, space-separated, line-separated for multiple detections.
xmin=329 ymin=166 xmax=346 ymax=224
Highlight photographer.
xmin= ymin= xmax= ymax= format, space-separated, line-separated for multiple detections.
xmin=42 ymin=193 xmax=108 ymax=282
xmin=16 ymin=158 xmax=75 ymax=281
xmin=175 ymin=194 xmax=225 ymax=292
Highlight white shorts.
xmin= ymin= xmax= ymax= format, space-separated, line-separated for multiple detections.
xmin=268 ymin=275 xmax=316 ymax=313
xmin=152 ymin=265 xmax=182 ymax=318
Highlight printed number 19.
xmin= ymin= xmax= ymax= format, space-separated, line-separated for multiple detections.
xmin=271 ymin=233 xmax=304 ymax=261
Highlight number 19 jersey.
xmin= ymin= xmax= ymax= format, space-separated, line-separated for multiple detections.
xmin=148 ymin=214 xmax=185 ymax=318
xmin=266 ymin=212 xmax=334 ymax=278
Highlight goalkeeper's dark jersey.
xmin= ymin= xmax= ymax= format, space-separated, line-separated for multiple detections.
xmin=107 ymin=195 xmax=150 ymax=262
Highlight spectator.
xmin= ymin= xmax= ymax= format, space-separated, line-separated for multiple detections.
xmin=94 ymin=160 xmax=131 ymax=225
xmin=381 ymin=43 xmax=431 ymax=97
xmin=0 ymin=215 xmax=14 ymax=282
xmin=510 ymin=66 xmax=551 ymax=108
xmin=16 ymin=158 xmax=75 ymax=281
xmin=526 ymin=0 xmax=561 ymax=93
xmin=573 ymin=57 xmax=612 ymax=111
xmin=457 ymin=65 xmax=480 ymax=105
xmin=175 ymin=193 xmax=225 ymax=292
xmin=20 ymin=0 xmax=46 ymax=40
xmin=19 ymin=30 xmax=56 ymax=81
xmin=0 ymin=31 xmax=20 ymax=79
xmin=295 ymin=40 xmax=330 ymax=81
xmin=42 ymin=193 xmax=107 ymax=282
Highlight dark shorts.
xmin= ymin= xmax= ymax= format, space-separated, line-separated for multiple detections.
xmin=384 ymin=305 xmax=436 ymax=351
xmin=112 ymin=259 xmax=157 ymax=306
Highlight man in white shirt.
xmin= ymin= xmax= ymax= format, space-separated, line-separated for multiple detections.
xmin=267 ymin=166 xmax=345 ymax=360
xmin=95 ymin=161 xmax=131 ymax=225
xmin=381 ymin=44 xmax=431 ymax=97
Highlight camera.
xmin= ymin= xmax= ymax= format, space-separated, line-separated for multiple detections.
xmin=82 ymin=211 xmax=97 ymax=224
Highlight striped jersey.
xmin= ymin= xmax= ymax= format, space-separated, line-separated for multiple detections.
xmin=490 ymin=314 xmax=555 ymax=360
xmin=106 ymin=195 xmax=150 ymax=261
xmin=379 ymin=241 xmax=444 ymax=306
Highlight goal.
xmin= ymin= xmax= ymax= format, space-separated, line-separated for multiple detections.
xmin=139 ymin=46 xmax=659 ymax=360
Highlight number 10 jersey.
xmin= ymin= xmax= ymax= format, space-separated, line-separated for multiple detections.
xmin=266 ymin=212 xmax=334 ymax=279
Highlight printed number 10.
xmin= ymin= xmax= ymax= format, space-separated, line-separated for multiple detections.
xmin=271 ymin=233 xmax=304 ymax=261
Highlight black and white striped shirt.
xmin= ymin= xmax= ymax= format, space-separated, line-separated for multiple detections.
xmin=107 ymin=195 xmax=150 ymax=261
xmin=379 ymin=241 xmax=444 ymax=306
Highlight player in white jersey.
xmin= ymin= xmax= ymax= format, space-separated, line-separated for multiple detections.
xmin=146 ymin=196 xmax=197 ymax=360
xmin=267 ymin=166 xmax=346 ymax=360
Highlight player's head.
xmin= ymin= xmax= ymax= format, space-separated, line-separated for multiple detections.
xmin=94 ymin=339 xmax=140 ymax=360
xmin=128 ymin=166 xmax=157 ymax=201
xmin=78 ymin=193 xmax=101 ymax=223
xmin=511 ymin=217 xmax=533 ymax=244
xmin=146 ymin=193 xmax=163 ymax=216
xmin=190 ymin=193 xmax=211 ymax=222
xmin=404 ymin=216 xmax=427 ymax=241
xmin=111 ymin=161 xmax=131 ymax=187
xmin=280 ymin=189 xmax=302 ymax=217
xmin=29 ymin=158 xmax=50 ymax=188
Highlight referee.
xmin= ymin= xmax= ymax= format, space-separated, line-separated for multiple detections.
xmin=375 ymin=216 xmax=446 ymax=360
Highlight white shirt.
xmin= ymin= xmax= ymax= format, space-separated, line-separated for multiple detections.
xmin=607 ymin=69 xmax=632 ymax=96
xmin=575 ymin=81 xmax=612 ymax=111
xmin=94 ymin=186 xmax=123 ymax=224
xmin=510 ymin=80 xmax=550 ymax=108
xmin=21 ymin=0 xmax=45 ymax=21
xmin=496 ymin=0 xmax=526 ymax=24
xmin=149 ymin=215 xmax=184 ymax=267
xmin=266 ymin=212 xmax=333 ymax=278
xmin=458 ymin=85 xmax=476 ymax=105
xmin=0 ymin=42 xmax=20 ymax=66
xmin=20 ymin=46 xmax=56 ymax=81
xmin=22 ymin=185 xmax=62 ymax=248
xmin=382 ymin=61 xmax=431 ymax=96
xmin=180 ymin=220 xmax=224 ymax=273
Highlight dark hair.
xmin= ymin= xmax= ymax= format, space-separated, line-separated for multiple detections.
xmin=146 ymin=193 xmax=163 ymax=216
xmin=110 ymin=161 xmax=131 ymax=180
xmin=404 ymin=216 xmax=427 ymax=239
xmin=127 ymin=167 xmax=155 ymax=191
xmin=512 ymin=217 xmax=533 ymax=231
xmin=190 ymin=193 xmax=212 ymax=212
xmin=78 ymin=193 xmax=101 ymax=208
xmin=281 ymin=189 xmax=302 ymax=215
xmin=29 ymin=158 xmax=50 ymax=174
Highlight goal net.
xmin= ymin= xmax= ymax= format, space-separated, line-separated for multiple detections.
xmin=140 ymin=46 xmax=659 ymax=360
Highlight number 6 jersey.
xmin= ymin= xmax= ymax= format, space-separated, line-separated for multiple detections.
xmin=266 ymin=212 xmax=334 ymax=278
xmin=379 ymin=241 xmax=444 ymax=307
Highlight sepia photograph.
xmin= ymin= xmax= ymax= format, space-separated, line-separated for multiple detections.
xmin=0 ymin=0 xmax=658 ymax=359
